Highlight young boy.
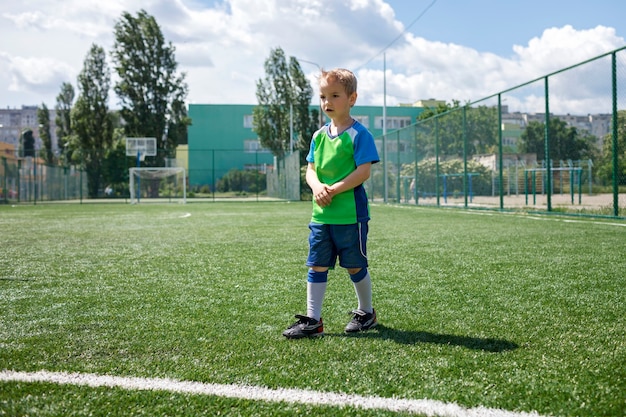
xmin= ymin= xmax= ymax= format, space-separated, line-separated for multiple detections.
xmin=283 ymin=68 xmax=380 ymax=339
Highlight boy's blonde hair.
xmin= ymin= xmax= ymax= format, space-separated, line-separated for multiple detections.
xmin=319 ymin=68 xmax=358 ymax=96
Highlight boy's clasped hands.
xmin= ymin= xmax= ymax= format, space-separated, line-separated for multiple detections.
xmin=313 ymin=184 xmax=334 ymax=208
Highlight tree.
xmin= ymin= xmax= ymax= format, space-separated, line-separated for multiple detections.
xmin=72 ymin=43 xmax=113 ymax=198
xmin=519 ymin=118 xmax=597 ymax=162
xmin=101 ymin=124 xmax=130 ymax=197
xmin=111 ymin=9 xmax=190 ymax=166
xmin=417 ymin=100 xmax=498 ymax=158
xmin=597 ymin=110 xmax=626 ymax=186
xmin=289 ymin=59 xmax=318 ymax=165
xmin=37 ymin=103 xmax=53 ymax=164
xmin=253 ymin=48 xmax=315 ymax=160
xmin=55 ymin=82 xmax=75 ymax=165
xmin=21 ymin=129 xmax=35 ymax=158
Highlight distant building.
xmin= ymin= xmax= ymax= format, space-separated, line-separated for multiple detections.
xmin=0 ymin=106 xmax=58 ymax=156
xmin=499 ymin=106 xmax=611 ymax=152
xmin=410 ymin=99 xmax=447 ymax=109
xmin=473 ymin=153 xmax=537 ymax=171
xmin=187 ymin=103 xmax=426 ymax=188
xmin=1 ymin=102 xmax=613 ymax=189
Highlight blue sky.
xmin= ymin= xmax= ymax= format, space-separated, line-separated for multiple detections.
xmin=385 ymin=0 xmax=625 ymax=55
xmin=0 ymin=0 xmax=624 ymax=113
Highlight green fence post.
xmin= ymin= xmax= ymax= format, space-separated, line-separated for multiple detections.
xmin=414 ymin=126 xmax=418 ymax=205
xmin=577 ymin=168 xmax=582 ymax=205
xmin=17 ymin=160 xmax=21 ymax=203
xmin=544 ymin=76 xmax=552 ymax=212
xmin=1 ymin=157 xmax=6 ymax=204
xmin=435 ymin=118 xmax=440 ymax=206
xmin=498 ymin=94 xmax=504 ymax=210
xmin=462 ymin=106 xmax=468 ymax=208
xmin=532 ymin=170 xmax=536 ymax=205
xmin=79 ymin=167 xmax=83 ymax=204
xmin=524 ymin=170 xmax=528 ymax=205
xmin=396 ymin=130 xmax=400 ymax=203
xmin=33 ymin=158 xmax=37 ymax=205
xmin=611 ymin=51 xmax=619 ymax=217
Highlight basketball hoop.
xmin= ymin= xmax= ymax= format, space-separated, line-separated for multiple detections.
xmin=126 ymin=137 xmax=157 ymax=164
xmin=126 ymin=137 xmax=157 ymax=203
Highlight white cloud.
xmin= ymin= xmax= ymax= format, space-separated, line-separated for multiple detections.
xmin=373 ymin=24 xmax=625 ymax=114
xmin=0 ymin=0 xmax=623 ymax=115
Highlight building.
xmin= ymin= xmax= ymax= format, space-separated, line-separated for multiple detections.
xmin=0 ymin=106 xmax=58 ymax=157
xmin=2 ymin=103 xmax=612 ymax=189
xmin=187 ymin=103 xmax=425 ymax=189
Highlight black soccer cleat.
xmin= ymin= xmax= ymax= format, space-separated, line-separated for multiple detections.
xmin=345 ymin=309 xmax=377 ymax=333
xmin=283 ymin=315 xmax=324 ymax=339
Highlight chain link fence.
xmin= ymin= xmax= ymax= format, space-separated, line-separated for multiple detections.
xmin=371 ymin=46 xmax=626 ymax=218
xmin=1 ymin=156 xmax=87 ymax=204
xmin=2 ymin=47 xmax=624 ymax=217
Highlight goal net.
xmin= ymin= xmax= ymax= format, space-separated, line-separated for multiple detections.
xmin=129 ymin=167 xmax=187 ymax=204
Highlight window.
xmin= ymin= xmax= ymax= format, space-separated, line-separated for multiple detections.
xmin=243 ymin=115 xmax=254 ymax=128
xmin=374 ymin=116 xmax=412 ymax=130
xmin=244 ymin=163 xmax=273 ymax=173
xmin=244 ymin=139 xmax=271 ymax=153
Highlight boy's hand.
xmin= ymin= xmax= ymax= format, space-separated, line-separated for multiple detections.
xmin=313 ymin=184 xmax=333 ymax=207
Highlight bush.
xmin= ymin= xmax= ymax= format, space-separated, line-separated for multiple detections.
xmin=216 ymin=169 xmax=266 ymax=193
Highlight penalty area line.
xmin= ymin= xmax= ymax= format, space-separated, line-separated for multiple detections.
xmin=0 ymin=370 xmax=545 ymax=417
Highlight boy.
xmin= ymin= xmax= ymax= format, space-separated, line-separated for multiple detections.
xmin=283 ymin=68 xmax=380 ymax=339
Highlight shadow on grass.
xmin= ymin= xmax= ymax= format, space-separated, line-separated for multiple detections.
xmin=0 ymin=277 xmax=34 ymax=281
xmin=336 ymin=324 xmax=519 ymax=352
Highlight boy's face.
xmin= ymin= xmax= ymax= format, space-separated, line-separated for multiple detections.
xmin=319 ymin=77 xmax=357 ymax=121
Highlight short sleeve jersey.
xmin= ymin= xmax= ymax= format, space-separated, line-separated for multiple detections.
xmin=306 ymin=120 xmax=380 ymax=225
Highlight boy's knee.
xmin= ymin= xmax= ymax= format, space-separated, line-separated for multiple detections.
xmin=348 ymin=267 xmax=367 ymax=282
xmin=308 ymin=269 xmax=328 ymax=283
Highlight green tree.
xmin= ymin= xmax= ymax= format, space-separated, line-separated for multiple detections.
xmin=417 ymin=100 xmax=498 ymax=157
xmin=519 ymin=118 xmax=597 ymax=162
xmin=111 ymin=9 xmax=190 ymax=166
xmin=101 ymin=125 xmax=130 ymax=197
xmin=289 ymin=59 xmax=318 ymax=165
xmin=72 ymin=43 xmax=113 ymax=198
xmin=55 ymin=82 xmax=75 ymax=165
xmin=597 ymin=110 xmax=626 ymax=186
xmin=37 ymin=103 xmax=53 ymax=164
xmin=253 ymin=48 xmax=315 ymax=160
xmin=21 ymin=129 xmax=35 ymax=158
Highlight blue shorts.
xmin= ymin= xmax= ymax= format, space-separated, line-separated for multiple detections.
xmin=306 ymin=222 xmax=369 ymax=269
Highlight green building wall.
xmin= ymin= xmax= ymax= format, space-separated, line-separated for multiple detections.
xmin=187 ymin=103 xmax=425 ymax=189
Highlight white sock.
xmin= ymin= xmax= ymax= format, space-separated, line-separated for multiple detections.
xmin=307 ymin=281 xmax=327 ymax=321
xmin=353 ymin=272 xmax=373 ymax=313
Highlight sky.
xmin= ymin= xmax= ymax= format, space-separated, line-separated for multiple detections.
xmin=1 ymin=0 xmax=625 ymax=115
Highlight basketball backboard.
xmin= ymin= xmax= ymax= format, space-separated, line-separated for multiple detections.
xmin=125 ymin=137 xmax=157 ymax=160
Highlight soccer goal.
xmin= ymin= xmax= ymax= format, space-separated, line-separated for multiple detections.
xmin=129 ymin=167 xmax=187 ymax=204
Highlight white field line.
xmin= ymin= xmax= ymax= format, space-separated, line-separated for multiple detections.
xmin=0 ymin=370 xmax=547 ymax=417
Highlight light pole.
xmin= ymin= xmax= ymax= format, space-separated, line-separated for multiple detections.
xmin=297 ymin=58 xmax=325 ymax=127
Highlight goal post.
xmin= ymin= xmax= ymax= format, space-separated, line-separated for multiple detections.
xmin=129 ymin=167 xmax=187 ymax=204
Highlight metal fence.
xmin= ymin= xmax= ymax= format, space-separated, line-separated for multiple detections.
xmin=3 ymin=47 xmax=625 ymax=218
xmin=1 ymin=156 xmax=87 ymax=204
xmin=266 ymin=151 xmax=301 ymax=201
xmin=371 ymin=46 xmax=626 ymax=218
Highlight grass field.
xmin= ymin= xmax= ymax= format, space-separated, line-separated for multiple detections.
xmin=0 ymin=202 xmax=625 ymax=416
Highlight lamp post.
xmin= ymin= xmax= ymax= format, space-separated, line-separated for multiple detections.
xmin=297 ymin=58 xmax=325 ymax=127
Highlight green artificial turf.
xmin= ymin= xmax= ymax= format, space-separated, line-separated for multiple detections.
xmin=0 ymin=202 xmax=624 ymax=416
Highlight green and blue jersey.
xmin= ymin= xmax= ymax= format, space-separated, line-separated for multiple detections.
xmin=306 ymin=120 xmax=380 ymax=225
